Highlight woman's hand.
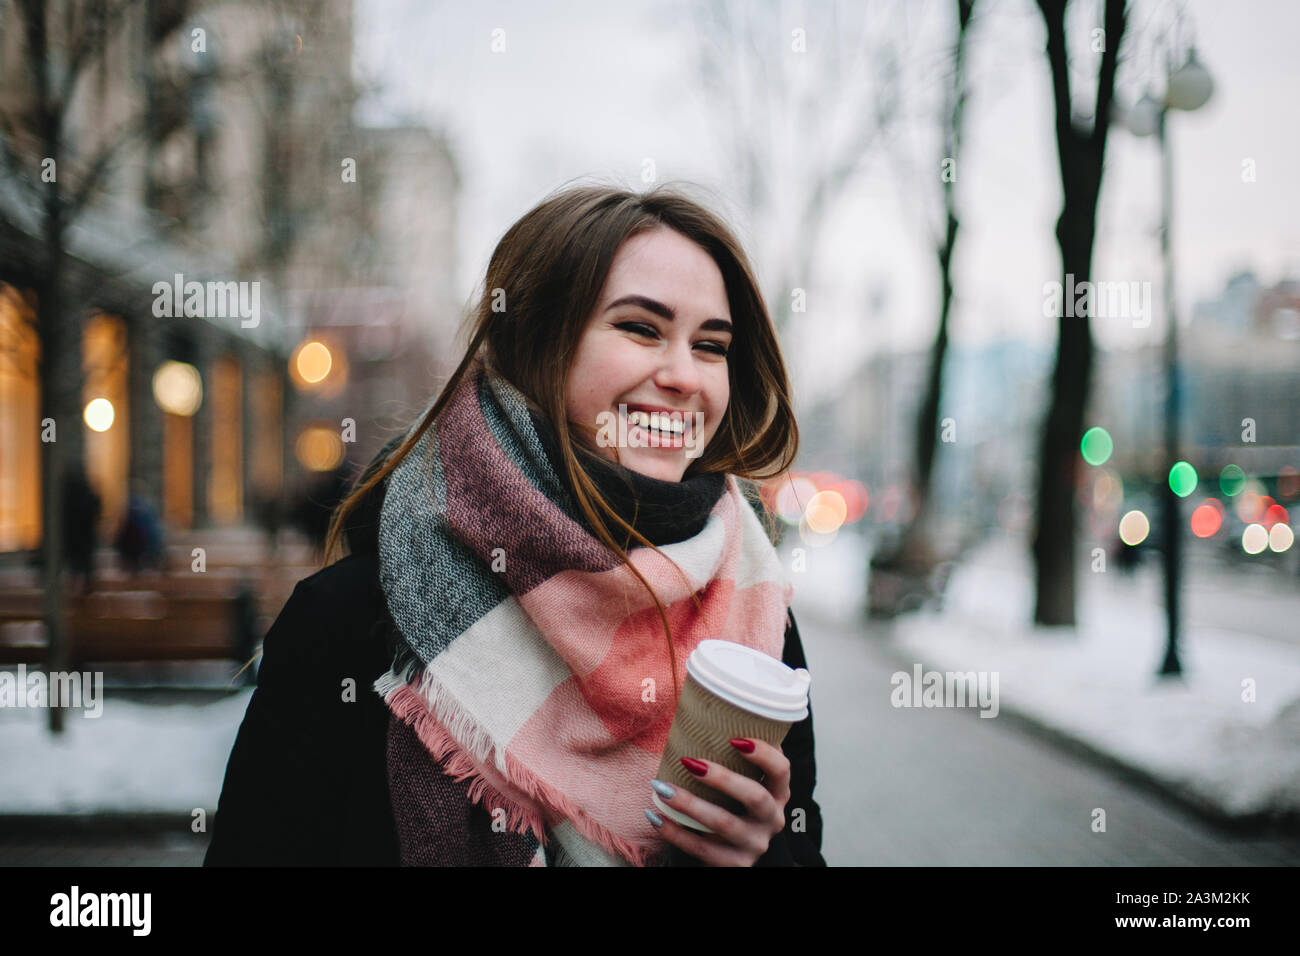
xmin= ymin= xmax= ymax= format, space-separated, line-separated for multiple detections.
xmin=646 ymin=738 xmax=790 ymax=866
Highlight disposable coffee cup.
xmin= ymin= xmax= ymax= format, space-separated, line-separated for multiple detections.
xmin=651 ymin=639 xmax=811 ymax=833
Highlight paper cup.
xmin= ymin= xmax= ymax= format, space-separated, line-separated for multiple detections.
xmin=652 ymin=639 xmax=810 ymax=833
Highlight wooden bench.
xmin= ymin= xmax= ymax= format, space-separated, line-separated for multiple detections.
xmin=0 ymin=589 xmax=259 ymax=666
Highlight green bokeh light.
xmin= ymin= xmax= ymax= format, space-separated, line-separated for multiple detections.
xmin=1080 ymin=427 xmax=1113 ymax=466
xmin=1169 ymin=461 xmax=1198 ymax=498
xmin=1219 ymin=463 xmax=1245 ymax=497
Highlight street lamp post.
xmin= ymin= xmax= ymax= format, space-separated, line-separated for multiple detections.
xmin=1123 ymin=45 xmax=1214 ymax=678
xmin=1155 ymin=101 xmax=1182 ymax=676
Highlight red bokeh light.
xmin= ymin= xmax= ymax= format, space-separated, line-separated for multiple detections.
xmin=832 ymin=479 xmax=869 ymax=523
xmin=1190 ymin=503 xmax=1222 ymax=538
xmin=1263 ymin=503 xmax=1289 ymax=529
xmin=806 ymin=471 xmax=841 ymax=492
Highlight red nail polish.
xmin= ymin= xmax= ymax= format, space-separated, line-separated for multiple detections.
xmin=729 ymin=738 xmax=755 ymax=753
xmin=681 ymin=757 xmax=708 ymax=776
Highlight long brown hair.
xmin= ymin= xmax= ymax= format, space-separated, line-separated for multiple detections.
xmin=322 ymin=180 xmax=798 ymax=693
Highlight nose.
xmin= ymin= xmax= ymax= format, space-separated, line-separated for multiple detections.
xmin=651 ymin=337 xmax=703 ymax=396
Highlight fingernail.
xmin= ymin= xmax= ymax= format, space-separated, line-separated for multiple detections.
xmin=650 ymin=778 xmax=675 ymax=799
xmin=729 ymin=738 xmax=755 ymax=753
xmin=681 ymin=757 xmax=708 ymax=776
xmin=644 ymin=808 xmax=664 ymax=828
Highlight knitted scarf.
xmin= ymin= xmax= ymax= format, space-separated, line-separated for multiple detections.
xmin=373 ymin=356 xmax=794 ymax=866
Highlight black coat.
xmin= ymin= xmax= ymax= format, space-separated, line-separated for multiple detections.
xmin=205 ymin=513 xmax=826 ymax=867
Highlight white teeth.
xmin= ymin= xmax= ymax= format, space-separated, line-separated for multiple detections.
xmin=625 ymin=410 xmax=688 ymax=436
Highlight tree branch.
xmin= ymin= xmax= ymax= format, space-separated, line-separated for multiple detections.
xmin=1091 ymin=0 xmax=1128 ymax=154
xmin=65 ymin=106 xmax=151 ymax=218
xmin=58 ymin=0 xmax=151 ymax=120
xmin=1035 ymin=0 xmax=1075 ymax=185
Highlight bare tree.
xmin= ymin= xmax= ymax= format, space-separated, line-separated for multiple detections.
xmin=688 ymin=0 xmax=901 ymax=335
xmin=0 ymin=0 xmax=167 ymax=732
xmin=1030 ymin=0 xmax=1128 ymax=626
xmin=869 ymin=0 xmax=977 ymax=614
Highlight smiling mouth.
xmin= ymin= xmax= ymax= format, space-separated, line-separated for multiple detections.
xmin=619 ymin=408 xmax=694 ymax=449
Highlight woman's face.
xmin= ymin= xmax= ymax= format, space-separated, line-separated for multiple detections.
xmin=565 ymin=226 xmax=733 ymax=482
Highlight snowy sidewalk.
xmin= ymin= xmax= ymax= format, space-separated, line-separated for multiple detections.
xmin=0 ymin=690 xmax=251 ymax=816
xmin=788 ymin=529 xmax=1300 ymax=825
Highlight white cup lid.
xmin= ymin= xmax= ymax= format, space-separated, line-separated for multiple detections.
xmin=686 ymin=639 xmax=811 ymax=721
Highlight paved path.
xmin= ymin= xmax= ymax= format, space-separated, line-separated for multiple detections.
xmin=0 ymin=828 xmax=208 ymax=866
xmin=800 ymin=604 xmax=1300 ymax=865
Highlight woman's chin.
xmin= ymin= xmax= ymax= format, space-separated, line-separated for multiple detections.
xmin=620 ymin=452 xmax=685 ymax=483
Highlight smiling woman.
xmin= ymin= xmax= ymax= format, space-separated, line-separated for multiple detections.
xmin=206 ymin=181 xmax=825 ymax=868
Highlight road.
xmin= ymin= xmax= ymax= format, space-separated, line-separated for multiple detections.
xmin=801 ymin=603 xmax=1300 ymax=865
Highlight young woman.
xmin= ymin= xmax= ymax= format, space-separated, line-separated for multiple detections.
xmin=205 ymin=182 xmax=825 ymax=867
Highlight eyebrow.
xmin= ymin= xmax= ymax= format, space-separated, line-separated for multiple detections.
xmin=603 ymin=294 xmax=733 ymax=334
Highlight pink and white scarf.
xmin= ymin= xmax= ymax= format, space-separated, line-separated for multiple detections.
xmin=373 ymin=357 xmax=794 ymax=866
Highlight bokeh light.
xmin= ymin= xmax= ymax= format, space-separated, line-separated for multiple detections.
xmin=1090 ymin=469 xmax=1123 ymax=512
xmin=1218 ymin=463 xmax=1245 ymax=497
xmin=1236 ymin=491 xmax=1263 ymax=524
xmin=804 ymin=490 xmax=848 ymax=534
xmin=1262 ymin=503 xmax=1289 ymax=529
xmin=1118 ymin=510 xmax=1150 ymax=546
xmin=1189 ymin=500 xmax=1222 ymax=538
xmin=878 ymin=484 xmax=917 ymax=524
xmin=1278 ymin=466 xmax=1300 ymax=500
xmin=1270 ymin=523 xmax=1294 ymax=553
xmin=294 ymin=341 xmax=333 ymax=384
xmin=774 ymin=475 xmax=818 ymax=526
xmin=1241 ymin=523 xmax=1268 ymax=555
xmin=797 ymin=515 xmax=838 ymax=548
xmin=295 ymin=425 xmax=345 ymax=471
xmin=831 ymin=479 xmax=869 ymax=523
xmin=152 ymin=360 xmax=203 ymax=416
xmin=1080 ymin=427 xmax=1113 ymax=466
xmin=1168 ymin=461 xmax=1198 ymax=498
xmin=83 ymin=398 xmax=114 ymax=432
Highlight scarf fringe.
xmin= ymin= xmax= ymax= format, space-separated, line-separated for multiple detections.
xmin=377 ymin=671 xmax=666 ymax=867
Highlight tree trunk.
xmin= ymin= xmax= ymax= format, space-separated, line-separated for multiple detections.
xmin=1032 ymin=206 xmax=1097 ymax=625
xmin=1031 ymin=0 xmax=1126 ymax=626
xmin=869 ymin=0 xmax=974 ymax=615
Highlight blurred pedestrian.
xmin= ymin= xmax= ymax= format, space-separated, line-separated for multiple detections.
xmin=114 ymin=489 xmax=165 ymax=575
xmin=61 ymin=470 xmax=100 ymax=595
xmin=289 ymin=465 xmax=353 ymax=557
xmin=250 ymin=487 xmax=286 ymax=562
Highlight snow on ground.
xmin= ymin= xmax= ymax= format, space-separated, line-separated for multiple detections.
xmin=0 ymin=690 xmax=251 ymax=814
xmin=788 ymin=527 xmax=1300 ymax=821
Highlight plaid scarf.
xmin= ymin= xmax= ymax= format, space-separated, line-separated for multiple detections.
xmin=374 ymin=357 xmax=795 ymax=866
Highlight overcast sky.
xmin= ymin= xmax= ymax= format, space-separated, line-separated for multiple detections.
xmin=354 ymin=0 xmax=1300 ymax=405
